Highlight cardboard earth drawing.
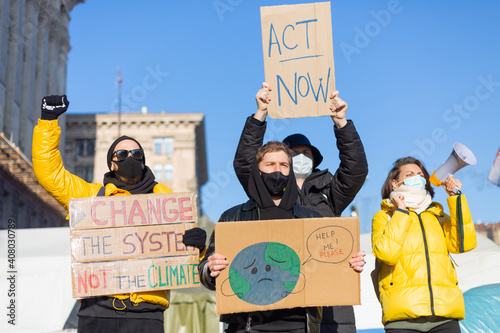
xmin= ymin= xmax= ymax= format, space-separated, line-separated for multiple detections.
xmin=215 ymin=217 xmax=360 ymax=315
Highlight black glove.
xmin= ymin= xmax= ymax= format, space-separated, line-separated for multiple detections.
xmin=41 ymin=95 xmax=69 ymax=120
xmin=182 ymin=227 xmax=206 ymax=252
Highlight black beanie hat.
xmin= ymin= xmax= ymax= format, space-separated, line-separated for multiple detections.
xmin=107 ymin=136 xmax=145 ymax=170
xmin=282 ymin=133 xmax=323 ymax=168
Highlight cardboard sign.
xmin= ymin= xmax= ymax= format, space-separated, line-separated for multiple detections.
xmin=70 ymin=224 xmax=197 ymax=262
xmin=215 ymin=217 xmax=359 ymax=315
xmin=261 ymin=2 xmax=335 ymax=119
xmin=72 ymin=255 xmax=200 ymax=297
xmin=69 ymin=192 xmax=196 ymax=230
xmin=69 ymin=192 xmax=200 ymax=298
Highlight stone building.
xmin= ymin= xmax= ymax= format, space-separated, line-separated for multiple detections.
xmin=475 ymin=222 xmax=500 ymax=246
xmin=0 ymin=0 xmax=83 ymax=228
xmin=64 ymin=111 xmax=208 ymax=212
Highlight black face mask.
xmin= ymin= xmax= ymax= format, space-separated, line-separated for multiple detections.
xmin=260 ymin=171 xmax=289 ymax=196
xmin=113 ymin=156 xmax=144 ymax=181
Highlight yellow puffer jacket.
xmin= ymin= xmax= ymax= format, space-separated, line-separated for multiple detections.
xmin=32 ymin=119 xmax=173 ymax=308
xmin=372 ymin=195 xmax=476 ymax=325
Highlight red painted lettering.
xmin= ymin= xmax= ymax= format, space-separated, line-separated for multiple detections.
xmin=178 ymin=197 xmax=193 ymax=221
xmin=77 ymin=270 xmax=88 ymax=293
xmin=162 ymin=198 xmax=179 ymax=222
xmin=147 ymin=199 xmax=162 ymax=224
xmin=91 ymin=201 xmax=107 ymax=225
xmin=89 ymin=274 xmax=100 ymax=288
xmin=99 ymin=269 xmax=111 ymax=288
xmin=128 ymin=199 xmax=147 ymax=225
xmin=111 ymin=201 xmax=127 ymax=226
xmin=319 ymin=249 xmax=345 ymax=258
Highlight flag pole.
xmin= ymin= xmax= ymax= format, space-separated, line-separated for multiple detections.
xmin=118 ymin=67 xmax=122 ymax=137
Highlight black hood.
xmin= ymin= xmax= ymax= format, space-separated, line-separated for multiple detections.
xmin=246 ymin=157 xmax=298 ymax=219
xmin=107 ymin=135 xmax=145 ymax=170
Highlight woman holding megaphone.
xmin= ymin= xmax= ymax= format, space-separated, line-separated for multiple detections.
xmin=371 ymin=156 xmax=477 ymax=333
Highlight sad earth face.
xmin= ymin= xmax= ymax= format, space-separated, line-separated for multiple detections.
xmin=228 ymin=242 xmax=301 ymax=306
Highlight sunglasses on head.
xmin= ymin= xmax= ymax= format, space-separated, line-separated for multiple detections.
xmin=113 ymin=149 xmax=144 ymax=161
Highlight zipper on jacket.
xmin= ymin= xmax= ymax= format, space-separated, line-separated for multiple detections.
xmin=246 ymin=313 xmax=252 ymax=332
xmin=456 ymin=194 xmax=465 ymax=253
xmin=417 ymin=212 xmax=435 ymax=316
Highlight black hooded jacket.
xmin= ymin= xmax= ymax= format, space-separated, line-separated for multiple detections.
xmin=199 ymin=158 xmax=322 ymax=332
xmin=232 ymin=116 xmax=368 ymax=332
xmin=233 ymin=116 xmax=368 ymax=217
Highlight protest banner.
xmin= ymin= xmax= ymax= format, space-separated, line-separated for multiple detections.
xmin=261 ymin=2 xmax=335 ymax=119
xmin=69 ymin=192 xmax=200 ymax=298
xmin=69 ymin=192 xmax=196 ymax=230
xmin=215 ymin=217 xmax=360 ymax=315
xmin=72 ymin=255 xmax=199 ymax=297
xmin=70 ymin=223 xmax=197 ymax=262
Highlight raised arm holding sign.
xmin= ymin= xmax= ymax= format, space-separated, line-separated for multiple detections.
xmin=229 ymin=2 xmax=370 ymax=332
xmin=33 ymin=95 xmax=206 ymax=333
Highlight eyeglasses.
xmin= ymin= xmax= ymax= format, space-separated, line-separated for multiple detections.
xmin=113 ymin=149 xmax=144 ymax=161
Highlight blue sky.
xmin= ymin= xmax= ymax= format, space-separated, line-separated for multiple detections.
xmin=66 ymin=0 xmax=500 ymax=234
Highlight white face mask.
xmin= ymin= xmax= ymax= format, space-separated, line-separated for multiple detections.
xmin=292 ymin=154 xmax=313 ymax=179
xmin=395 ymin=175 xmax=427 ymax=190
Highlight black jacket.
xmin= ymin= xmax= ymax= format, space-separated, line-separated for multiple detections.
xmin=199 ymin=199 xmax=322 ymax=332
xmin=233 ymin=116 xmax=368 ymax=332
xmin=233 ymin=116 xmax=368 ymax=217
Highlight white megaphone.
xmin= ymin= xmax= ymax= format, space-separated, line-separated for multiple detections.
xmin=430 ymin=142 xmax=477 ymax=194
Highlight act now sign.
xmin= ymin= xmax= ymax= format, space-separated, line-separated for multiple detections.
xmin=261 ymin=2 xmax=335 ymax=119
xmin=68 ymin=192 xmax=200 ymax=298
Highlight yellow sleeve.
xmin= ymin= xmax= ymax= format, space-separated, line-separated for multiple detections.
xmin=32 ymin=119 xmax=102 ymax=212
xmin=443 ymin=194 xmax=477 ymax=253
xmin=372 ymin=209 xmax=412 ymax=265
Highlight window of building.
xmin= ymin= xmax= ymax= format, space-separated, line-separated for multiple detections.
xmin=86 ymin=167 xmax=94 ymax=182
xmin=75 ymin=166 xmax=94 ymax=183
xmin=75 ymin=167 xmax=84 ymax=179
xmin=75 ymin=139 xmax=96 ymax=159
xmin=76 ymin=139 xmax=85 ymax=158
xmin=154 ymin=138 xmax=163 ymax=155
xmin=153 ymin=137 xmax=174 ymax=157
xmin=86 ymin=139 xmax=95 ymax=156
xmin=164 ymin=138 xmax=174 ymax=157
xmin=153 ymin=164 xmax=163 ymax=181
xmin=164 ymin=164 xmax=173 ymax=180
xmin=153 ymin=163 xmax=173 ymax=181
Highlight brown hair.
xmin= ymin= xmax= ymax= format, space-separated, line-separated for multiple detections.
xmin=381 ymin=156 xmax=435 ymax=199
xmin=256 ymin=141 xmax=294 ymax=165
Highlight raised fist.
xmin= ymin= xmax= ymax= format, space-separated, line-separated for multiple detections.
xmin=41 ymin=95 xmax=69 ymax=120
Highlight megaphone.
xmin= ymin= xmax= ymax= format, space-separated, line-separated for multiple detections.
xmin=430 ymin=142 xmax=477 ymax=194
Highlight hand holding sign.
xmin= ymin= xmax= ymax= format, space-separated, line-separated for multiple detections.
xmin=255 ymin=82 xmax=272 ymax=121
xmin=207 ymin=253 xmax=229 ymax=278
xmin=349 ymin=251 xmax=366 ymax=273
xmin=330 ymin=90 xmax=348 ymax=128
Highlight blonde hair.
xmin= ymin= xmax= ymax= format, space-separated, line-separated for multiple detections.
xmin=256 ymin=141 xmax=294 ymax=165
